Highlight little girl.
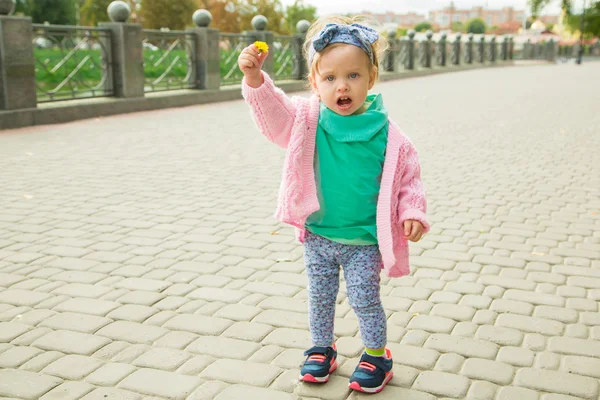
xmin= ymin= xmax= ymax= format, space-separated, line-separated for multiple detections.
xmin=238 ymin=16 xmax=429 ymax=394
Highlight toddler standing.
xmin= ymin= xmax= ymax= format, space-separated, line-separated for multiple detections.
xmin=238 ymin=16 xmax=429 ymax=394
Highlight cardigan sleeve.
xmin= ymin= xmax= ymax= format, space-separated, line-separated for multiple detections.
xmin=241 ymin=71 xmax=298 ymax=149
xmin=398 ymin=141 xmax=431 ymax=233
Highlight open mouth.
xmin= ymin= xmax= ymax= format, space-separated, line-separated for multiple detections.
xmin=337 ymin=96 xmax=353 ymax=110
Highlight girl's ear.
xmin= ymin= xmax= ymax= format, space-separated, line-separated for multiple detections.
xmin=368 ymin=67 xmax=377 ymax=90
xmin=308 ymin=74 xmax=320 ymax=97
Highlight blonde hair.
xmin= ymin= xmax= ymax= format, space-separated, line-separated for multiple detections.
xmin=302 ymin=16 xmax=389 ymax=80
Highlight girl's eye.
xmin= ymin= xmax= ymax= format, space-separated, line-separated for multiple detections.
xmin=349 ymin=73 xmax=358 ymax=78
xmin=326 ymin=76 xmax=335 ymax=82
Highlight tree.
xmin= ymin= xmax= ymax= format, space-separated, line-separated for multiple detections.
xmin=25 ymin=0 xmax=77 ymax=25
xmin=528 ymin=0 xmax=571 ymax=18
xmin=467 ymin=18 xmax=486 ymax=34
xmin=238 ymin=0 xmax=287 ymax=33
xmin=285 ymin=0 xmax=317 ymax=33
xmin=414 ymin=21 xmax=432 ymax=32
xmin=14 ymin=0 xmax=29 ymax=15
xmin=80 ymin=0 xmax=112 ymax=26
xmin=451 ymin=21 xmax=464 ymax=32
xmin=196 ymin=0 xmax=242 ymax=32
xmin=141 ymin=0 xmax=197 ymax=30
xmin=565 ymin=2 xmax=600 ymax=37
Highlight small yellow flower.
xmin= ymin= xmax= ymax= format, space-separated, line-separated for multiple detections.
xmin=254 ymin=41 xmax=269 ymax=53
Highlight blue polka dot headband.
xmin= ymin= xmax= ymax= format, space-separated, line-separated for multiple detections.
xmin=309 ymin=23 xmax=380 ymax=65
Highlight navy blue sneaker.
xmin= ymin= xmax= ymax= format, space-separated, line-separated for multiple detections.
xmin=348 ymin=348 xmax=394 ymax=393
xmin=299 ymin=344 xmax=338 ymax=383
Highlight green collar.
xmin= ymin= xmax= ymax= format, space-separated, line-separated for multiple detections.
xmin=319 ymin=93 xmax=388 ymax=142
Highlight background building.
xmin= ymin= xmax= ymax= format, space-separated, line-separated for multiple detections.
xmin=361 ymin=11 xmax=427 ymax=28
xmin=429 ymin=4 xmax=526 ymax=29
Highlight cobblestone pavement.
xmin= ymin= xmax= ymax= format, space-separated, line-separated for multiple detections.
xmin=0 ymin=63 xmax=599 ymax=400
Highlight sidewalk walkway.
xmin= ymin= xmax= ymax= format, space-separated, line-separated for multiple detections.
xmin=0 ymin=63 xmax=599 ymax=400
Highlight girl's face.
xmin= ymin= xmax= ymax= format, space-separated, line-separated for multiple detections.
xmin=309 ymin=44 xmax=377 ymax=116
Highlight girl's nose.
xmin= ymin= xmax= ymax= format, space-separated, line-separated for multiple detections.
xmin=337 ymin=81 xmax=349 ymax=92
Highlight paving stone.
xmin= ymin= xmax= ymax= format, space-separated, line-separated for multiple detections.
xmin=466 ymin=380 xmax=498 ymax=400
xmin=112 ymin=344 xmax=151 ymax=364
xmin=547 ymin=336 xmax=600 ymax=358
xmin=223 ymin=321 xmax=274 ymax=342
xmin=461 ymin=357 xmax=514 ymax=385
xmin=116 ymin=277 xmax=171 ymax=292
xmin=39 ymin=312 xmax=112 ymax=333
xmin=117 ymin=291 xmax=165 ymax=306
xmin=106 ymin=304 xmax=158 ymax=323
xmin=540 ymin=394 xmax=585 ymax=400
xmin=458 ymin=295 xmax=492 ymax=310
xmin=0 ymin=369 xmax=62 ymax=399
xmin=85 ymin=362 xmax=137 ymax=386
xmin=163 ymin=314 xmax=233 ymax=335
xmin=187 ymin=336 xmax=261 ymax=360
xmin=408 ymin=300 xmax=434 ymax=314
xmin=0 ymin=322 xmax=31 ymax=342
xmin=503 ymin=289 xmax=565 ymax=307
xmin=434 ymin=353 xmax=465 ymax=373
xmin=476 ymin=325 xmax=524 ymax=346
xmin=407 ymin=314 xmax=456 ymax=333
xmin=51 ymin=283 xmax=112 ymax=299
xmin=154 ymin=331 xmax=198 ymax=350
xmin=496 ymin=386 xmax=540 ymax=400
xmin=215 ymin=384 xmax=295 ymax=400
xmin=515 ymin=368 xmax=599 ymax=399
xmin=96 ymin=321 xmax=168 ymax=344
xmin=0 ymin=290 xmax=52 ymax=307
xmin=201 ymin=358 xmax=282 ymax=387
xmin=295 ymin=374 xmax=350 ymax=399
xmin=20 ymin=351 xmax=64 ymax=372
xmin=497 ymin=346 xmax=534 ymax=367
xmin=386 ymin=343 xmax=440 ymax=370
xmin=187 ymin=381 xmax=229 ymax=400
xmin=262 ymin=328 xmax=311 ymax=350
xmin=491 ymin=299 xmax=534 ymax=315
xmin=0 ymin=346 xmax=43 ymax=368
xmin=534 ymin=352 xmax=561 ymax=370
xmin=81 ymin=388 xmax=142 ymax=400
xmin=133 ymin=347 xmax=191 ymax=371
xmin=248 ymin=345 xmax=284 ymax=364
xmin=401 ymin=329 xmax=430 ymax=346
xmin=118 ymin=368 xmax=203 ymax=399
xmin=39 ymin=381 xmax=94 ymax=400
xmin=214 ymin=303 xmax=262 ymax=321
xmin=176 ymin=355 xmax=215 ymax=375
xmin=53 ymin=298 xmax=120 ymax=316
xmin=33 ymin=330 xmax=110 ymax=355
xmin=42 ymin=355 xmax=103 ymax=380
xmin=452 ymin=321 xmax=479 ymax=337
xmin=496 ymin=313 xmax=564 ymax=336
xmin=412 ymin=371 xmax=470 ymax=398
xmin=565 ymin=323 xmax=589 ymax=338
xmin=561 ymin=355 xmax=600 ymax=379
xmin=188 ymin=287 xmax=248 ymax=303
xmin=425 ymin=333 xmax=498 ymax=359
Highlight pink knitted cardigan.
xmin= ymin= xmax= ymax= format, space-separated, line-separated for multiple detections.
xmin=242 ymin=72 xmax=430 ymax=278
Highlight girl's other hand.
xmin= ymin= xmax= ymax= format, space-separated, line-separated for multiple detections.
xmin=403 ymin=220 xmax=424 ymax=242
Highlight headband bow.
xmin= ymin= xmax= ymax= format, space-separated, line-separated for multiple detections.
xmin=309 ymin=23 xmax=379 ymax=65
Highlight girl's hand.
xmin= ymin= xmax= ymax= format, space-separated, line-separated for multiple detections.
xmin=404 ymin=220 xmax=425 ymax=242
xmin=238 ymin=44 xmax=268 ymax=88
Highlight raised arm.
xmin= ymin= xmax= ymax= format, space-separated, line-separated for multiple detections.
xmin=238 ymin=44 xmax=297 ymax=149
xmin=241 ymin=71 xmax=297 ymax=148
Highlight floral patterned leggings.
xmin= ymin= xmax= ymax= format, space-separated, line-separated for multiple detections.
xmin=304 ymin=231 xmax=387 ymax=349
